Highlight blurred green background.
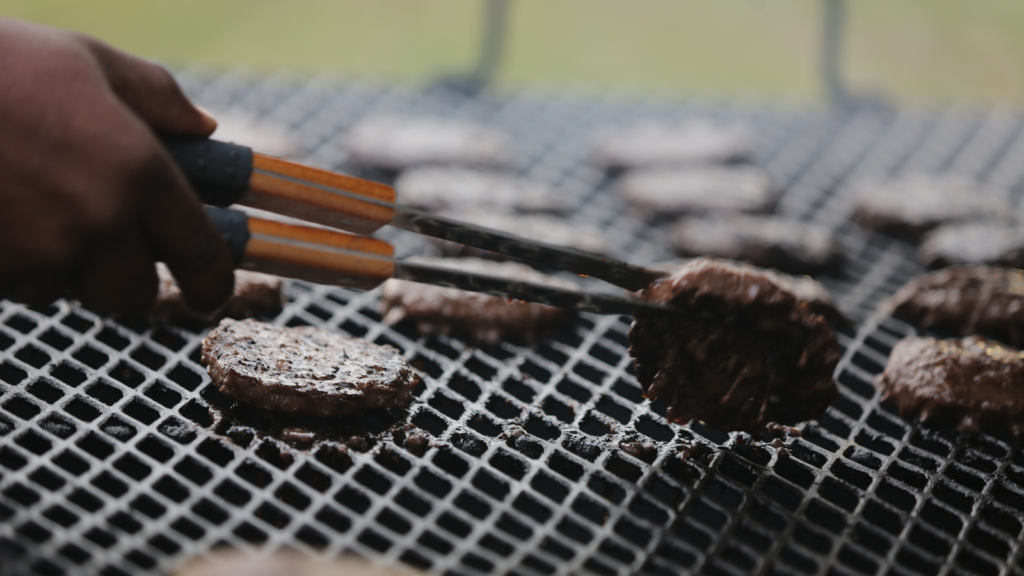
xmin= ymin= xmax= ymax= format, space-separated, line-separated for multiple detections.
xmin=2 ymin=0 xmax=1023 ymax=104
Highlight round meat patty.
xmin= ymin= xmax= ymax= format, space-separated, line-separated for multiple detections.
xmin=618 ymin=166 xmax=775 ymax=220
xmin=919 ymin=222 xmax=1024 ymax=269
xmin=650 ymin=259 xmax=845 ymax=324
xmin=201 ymin=319 xmax=419 ymax=417
xmin=878 ymin=335 xmax=1024 ymax=434
xmin=671 ymin=215 xmax=840 ymax=275
xmin=886 ymin=265 xmax=1024 ymax=347
xmin=395 ymin=167 xmax=572 ymax=214
xmin=590 ymin=121 xmax=757 ymax=170
xmin=436 ymin=210 xmax=609 ymax=257
xmin=851 ymin=175 xmax=1010 ymax=241
xmin=380 ymin=257 xmax=575 ymax=344
xmin=629 ymin=258 xmax=841 ymax=433
xmin=346 ymin=115 xmax=513 ymax=171
xmin=174 ymin=551 xmax=417 ymax=576
xmin=149 ymin=264 xmax=284 ymax=325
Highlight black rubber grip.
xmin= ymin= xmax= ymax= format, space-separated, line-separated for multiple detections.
xmin=162 ymin=135 xmax=254 ymax=207
xmin=205 ymin=207 xmax=250 ymax=266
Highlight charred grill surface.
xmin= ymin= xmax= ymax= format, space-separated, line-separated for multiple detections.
xmin=7 ymin=73 xmax=1024 ymax=576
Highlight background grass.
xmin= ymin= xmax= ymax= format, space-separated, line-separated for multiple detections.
xmin=2 ymin=0 xmax=1024 ymax=104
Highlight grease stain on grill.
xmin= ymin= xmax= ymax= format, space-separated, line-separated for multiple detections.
xmin=561 ymin=433 xmax=603 ymax=462
xmin=467 ymin=414 xmax=503 ymax=438
xmin=99 ymin=416 xmax=136 ymax=442
xmin=39 ymin=414 xmax=76 ymax=439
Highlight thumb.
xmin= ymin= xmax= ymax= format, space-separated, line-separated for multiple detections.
xmin=83 ymin=36 xmax=217 ymax=136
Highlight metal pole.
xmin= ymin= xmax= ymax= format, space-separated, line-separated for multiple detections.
xmin=821 ymin=0 xmax=847 ymax=107
xmin=434 ymin=0 xmax=510 ymax=96
xmin=471 ymin=0 xmax=509 ymax=88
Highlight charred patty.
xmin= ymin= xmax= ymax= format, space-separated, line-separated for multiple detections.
xmin=886 ymin=265 xmax=1024 ymax=347
xmin=435 ymin=210 xmax=609 ymax=258
xmin=149 ymin=264 xmax=284 ymax=324
xmin=380 ymin=257 xmax=575 ymax=344
xmin=651 ymin=259 xmax=844 ymax=324
xmin=590 ymin=121 xmax=756 ymax=170
xmin=395 ymin=167 xmax=571 ymax=214
xmin=919 ymin=222 xmax=1024 ymax=269
xmin=618 ymin=166 xmax=775 ymax=220
xmin=878 ymin=335 xmax=1024 ymax=434
xmin=201 ymin=319 xmax=419 ymax=417
xmin=346 ymin=115 xmax=513 ymax=171
xmin=671 ymin=215 xmax=840 ymax=275
xmin=628 ymin=258 xmax=841 ymax=433
xmin=851 ymin=175 xmax=1009 ymax=241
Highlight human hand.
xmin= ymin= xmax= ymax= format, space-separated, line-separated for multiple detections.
xmin=0 ymin=17 xmax=234 ymax=315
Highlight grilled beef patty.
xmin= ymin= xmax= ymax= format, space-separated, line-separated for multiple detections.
xmin=201 ymin=319 xmax=419 ymax=417
xmin=878 ymin=335 xmax=1024 ymax=434
xmin=628 ymin=259 xmax=841 ymax=433
xmin=919 ymin=222 xmax=1024 ymax=269
xmin=380 ymin=258 xmax=575 ymax=344
xmin=395 ymin=167 xmax=571 ymax=214
xmin=651 ymin=259 xmax=844 ymax=324
xmin=619 ymin=166 xmax=774 ymax=220
xmin=671 ymin=215 xmax=840 ymax=275
xmin=346 ymin=115 xmax=513 ymax=171
xmin=851 ymin=175 xmax=1009 ymax=241
xmin=887 ymin=265 xmax=1024 ymax=347
xmin=149 ymin=264 xmax=284 ymax=324
xmin=174 ymin=551 xmax=413 ymax=576
xmin=590 ymin=121 xmax=756 ymax=170
xmin=436 ymin=210 xmax=608 ymax=256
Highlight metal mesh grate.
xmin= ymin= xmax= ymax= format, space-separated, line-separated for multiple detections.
xmin=3 ymin=71 xmax=1024 ymax=576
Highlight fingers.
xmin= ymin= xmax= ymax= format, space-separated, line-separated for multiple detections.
xmin=74 ymin=230 xmax=159 ymax=315
xmin=136 ymin=142 xmax=236 ymax=315
xmin=82 ymin=37 xmax=216 ymax=137
xmin=85 ymin=41 xmax=234 ymax=312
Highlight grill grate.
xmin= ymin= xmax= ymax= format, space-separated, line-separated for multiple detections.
xmin=3 ymin=71 xmax=1024 ymax=576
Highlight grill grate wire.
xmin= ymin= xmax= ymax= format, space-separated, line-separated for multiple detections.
xmin=2 ymin=71 xmax=1024 ymax=576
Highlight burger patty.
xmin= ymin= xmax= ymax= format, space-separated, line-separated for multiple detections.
xmin=886 ymin=265 xmax=1024 ymax=347
xmin=671 ymin=215 xmax=841 ymax=275
xmin=590 ymin=121 xmax=756 ymax=170
xmin=380 ymin=257 xmax=575 ymax=344
xmin=395 ymin=167 xmax=571 ymax=214
xmin=628 ymin=258 xmax=841 ymax=433
xmin=346 ymin=115 xmax=513 ymax=171
xmin=919 ymin=222 xmax=1024 ymax=269
xmin=851 ymin=175 xmax=1009 ymax=241
xmin=878 ymin=335 xmax=1024 ymax=434
xmin=435 ymin=210 xmax=609 ymax=258
xmin=651 ymin=259 xmax=844 ymax=324
xmin=618 ymin=166 xmax=775 ymax=220
xmin=149 ymin=264 xmax=284 ymax=324
xmin=201 ymin=319 xmax=419 ymax=417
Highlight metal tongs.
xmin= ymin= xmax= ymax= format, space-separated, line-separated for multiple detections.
xmin=162 ymin=136 xmax=670 ymax=315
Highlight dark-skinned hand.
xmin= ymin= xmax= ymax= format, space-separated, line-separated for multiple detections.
xmin=0 ymin=17 xmax=234 ymax=316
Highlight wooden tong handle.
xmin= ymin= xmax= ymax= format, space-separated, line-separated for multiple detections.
xmin=164 ymin=136 xmax=396 ymax=236
xmin=206 ymin=207 xmax=394 ymax=291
